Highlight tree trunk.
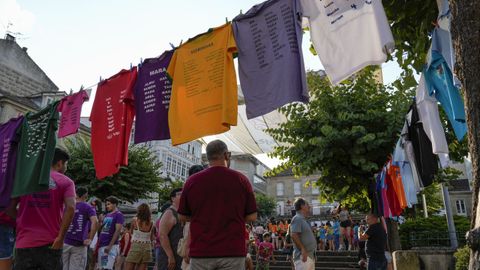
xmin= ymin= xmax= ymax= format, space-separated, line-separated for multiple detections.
xmin=449 ymin=1 xmax=480 ymax=269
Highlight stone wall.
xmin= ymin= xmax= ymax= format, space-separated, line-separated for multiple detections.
xmin=393 ymin=249 xmax=455 ymax=270
xmin=0 ymin=39 xmax=58 ymax=95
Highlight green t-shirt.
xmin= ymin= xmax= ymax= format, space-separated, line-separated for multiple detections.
xmin=12 ymin=102 xmax=59 ymax=197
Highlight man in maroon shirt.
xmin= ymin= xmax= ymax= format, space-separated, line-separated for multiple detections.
xmin=178 ymin=140 xmax=257 ymax=270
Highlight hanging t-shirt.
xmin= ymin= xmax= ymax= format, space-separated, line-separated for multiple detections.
xmin=385 ymin=168 xmax=402 ymax=216
xmin=406 ymin=103 xmax=438 ymax=188
xmin=387 ymin=161 xmax=407 ymax=210
xmin=133 ymin=51 xmax=174 ymax=143
xmin=15 ymin=170 xmax=75 ymax=249
xmin=12 ymin=102 xmax=59 ymax=197
xmin=0 ymin=116 xmax=24 ymax=209
xmin=65 ymin=201 xmax=97 ymax=246
xmin=299 ymin=0 xmax=394 ymax=84
xmin=392 ymin=139 xmax=418 ymax=207
xmin=90 ymin=69 xmax=137 ymax=179
xmin=424 ymin=51 xmax=467 ymax=141
xmin=415 ymin=74 xmax=449 ymax=166
xmin=57 ymin=90 xmax=89 ymax=138
xmin=232 ymin=0 xmax=309 ymax=119
xmin=167 ymin=23 xmax=238 ymax=146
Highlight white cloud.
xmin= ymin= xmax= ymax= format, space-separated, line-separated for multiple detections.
xmin=0 ymin=0 xmax=35 ymax=37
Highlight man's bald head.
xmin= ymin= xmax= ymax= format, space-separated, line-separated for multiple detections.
xmin=206 ymin=140 xmax=229 ymax=162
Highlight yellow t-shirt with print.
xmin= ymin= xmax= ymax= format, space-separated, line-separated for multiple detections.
xmin=167 ymin=23 xmax=238 ymax=145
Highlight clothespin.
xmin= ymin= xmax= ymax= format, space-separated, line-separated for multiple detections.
xmin=99 ymin=76 xmax=102 ymax=83
xmin=80 ymin=85 xmax=84 ymax=91
xmin=240 ymin=9 xmax=243 ymax=15
xmin=225 ymin=17 xmax=229 ymax=23
xmin=69 ymin=88 xmax=73 ymax=95
xmin=139 ymin=58 xmax=143 ymax=68
xmin=179 ymin=39 xmax=183 ymax=46
xmin=130 ymin=63 xmax=133 ymax=70
xmin=169 ymin=43 xmax=176 ymax=50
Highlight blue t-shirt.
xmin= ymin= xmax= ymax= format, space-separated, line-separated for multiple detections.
xmin=333 ymin=222 xmax=340 ymax=236
xmin=424 ymin=51 xmax=467 ymax=141
xmin=318 ymin=227 xmax=326 ymax=239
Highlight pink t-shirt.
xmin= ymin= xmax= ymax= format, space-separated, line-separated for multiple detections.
xmin=257 ymin=242 xmax=274 ymax=261
xmin=16 ymin=170 xmax=75 ymax=248
xmin=57 ymin=90 xmax=89 ymax=138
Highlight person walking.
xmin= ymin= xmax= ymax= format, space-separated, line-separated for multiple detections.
xmin=0 ymin=211 xmax=15 ymax=270
xmin=178 ymin=140 xmax=257 ymax=270
xmin=125 ymin=203 xmax=154 ymax=270
xmin=337 ymin=205 xmax=352 ymax=250
xmin=290 ymin=198 xmax=316 ymax=270
xmin=63 ymin=186 xmax=98 ymax=270
xmin=98 ymin=196 xmax=124 ymax=270
xmin=158 ymin=188 xmax=183 ymax=270
xmin=359 ymin=214 xmax=387 ymax=270
xmin=11 ymin=148 xmax=76 ymax=270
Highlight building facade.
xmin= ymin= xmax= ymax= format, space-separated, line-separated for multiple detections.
xmin=266 ymin=169 xmax=334 ymax=217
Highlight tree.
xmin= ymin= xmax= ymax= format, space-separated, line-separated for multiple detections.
xmin=267 ymin=69 xmax=413 ymax=211
xmin=157 ymin=178 xmax=185 ymax=208
xmin=448 ymin=1 xmax=480 ymax=268
xmin=64 ymin=138 xmax=164 ymax=203
xmin=255 ymin=193 xmax=277 ymax=219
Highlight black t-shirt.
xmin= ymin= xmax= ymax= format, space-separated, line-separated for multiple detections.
xmin=365 ymin=223 xmax=387 ymax=261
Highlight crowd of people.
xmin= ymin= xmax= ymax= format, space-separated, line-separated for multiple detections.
xmin=0 ymin=140 xmax=392 ymax=270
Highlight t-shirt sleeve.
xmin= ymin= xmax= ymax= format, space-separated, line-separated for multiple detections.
xmin=290 ymin=217 xmax=302 ymax=234
xmin=123 ymin=69 xmax=137 ymax=103
xmin=227 ymin=24 xmax=237 ymax=53
xmin=166 ymin=51 xmax=178 ymax=82
xmin=116 ymin=213 xmax=125 ymax=225
xmin=63 ymin=179 xmax=76 ymax=199
xmin=88 ymin=206 xmax=96 ymax=218
xmin=178 ymin=180 xmax=191 ymax=216
xmin=81 ymin=89 xmax=90 ymax=102
xmin=242 ymin=175 xmax=257 ymax=215
xmin=365 ymin=224 xmax=377 ymax=237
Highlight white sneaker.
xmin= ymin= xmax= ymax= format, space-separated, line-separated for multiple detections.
xmin=348 ymin=245 xmax=352 ymax=251
xmin=338 ymin=245 xmax=345 ymax=251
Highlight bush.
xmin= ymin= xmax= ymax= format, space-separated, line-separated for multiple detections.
xmin=399 ymin=215 xmax=470 ymax=249
xmin=454 ymin=246 xmax=470 ymax=270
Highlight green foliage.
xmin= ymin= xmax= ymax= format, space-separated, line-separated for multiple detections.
xmin=454 ymin=246 xmax=470 ymax=270
xmin=266 ymin=69 xmax=413 ymax=209
xmin=64 ymin=138 xmax=164 ymax=203
xmin=399 ymin=215 xmax=470 ymax=249
xmin=255 ymin=193 xmax=277 ymax=218
xmin=157 ymin=179 xmax=185 ymax=207
xmin=417 ymin=183 xmax=444 ymax=217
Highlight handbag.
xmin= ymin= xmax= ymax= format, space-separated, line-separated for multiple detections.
xmin=177 ymin=237 xmax=186 ymax=257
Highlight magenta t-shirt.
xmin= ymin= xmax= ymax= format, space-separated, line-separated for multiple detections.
xmin=15 ymin=171 xmax=76 ymax=249
xmin=57 ymin=90 xmax=89 ymax=138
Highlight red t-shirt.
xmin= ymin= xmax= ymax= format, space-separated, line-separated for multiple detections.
xmin=90 ymin=69 xmax=137 ymax=179
xmin=178 ymin=166 xmax=257 ymax=257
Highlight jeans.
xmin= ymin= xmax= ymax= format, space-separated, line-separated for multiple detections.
xmin=0 ymin=224 xmax=14 ymax=260
xmin=367 ymin=258 xmax=387 ymax=270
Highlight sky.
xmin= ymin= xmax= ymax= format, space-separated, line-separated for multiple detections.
xmin=0 ymin=0 xmax=403 ymax=169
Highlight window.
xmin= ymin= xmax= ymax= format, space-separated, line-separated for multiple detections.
xmin=312 ymin=186 xmax=320 ymax=195
xmin=172 ymin=160 xmax=177 ymax=175
xmin=276 ymin=183 xmax=284 ymax=196
xmin=456 ymin=200 xmax=466 ymax=215
xmin=294 ymin=182 xmax=301 ymax=195
xmin=277 ymin=201 xmax=285 ymax=216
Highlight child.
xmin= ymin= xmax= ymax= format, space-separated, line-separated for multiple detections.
xmin=326 ymin=222 xmax=335 ymax=251
xmin=317 ymin=223 xmax=326 ymax=251
xmin=257 ymin=233 xmax=276 ymax=270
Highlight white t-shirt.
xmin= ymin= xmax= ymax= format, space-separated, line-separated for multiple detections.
xmin=415 ymin=74 xmax=450 ymax=168
xmin=300 ymin=0 xmax=394 ymax=84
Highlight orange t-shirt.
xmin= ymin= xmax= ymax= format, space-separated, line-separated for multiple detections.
xmin=167 ymin=23 xmax=238 ymax=145
xmin=388 ymin=161 xmax=407 ymax=209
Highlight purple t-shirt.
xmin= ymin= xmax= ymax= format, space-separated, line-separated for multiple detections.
xmin=0 ymin=116 xmax=24 ymax=209
xmin=233 ymin=0 xmax=309 ymax=119
xmin=133 ymin=51 xmax=174 ymax=143
xmin=99 ymin=210 xmax=124 ymax=247
xmin=64 ymin=201 xmax=96 ymax=246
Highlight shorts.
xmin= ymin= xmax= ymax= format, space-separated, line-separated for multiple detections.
xmin=15 ymin=245 xmax=63 ymax=270
xmin=125 ymin=242 xmax=152 ymax=264
xmin=294 ymin=256 xmax=315 ymax=270
xmin=385 ymin=251 xmax=392 ymax=263
xmin=327 ymin=235 xmax=334 ymax=241
xmin=97 ymin=245 xmax=119 ymax=270
xmin=0 ymin=224 xmax=14 ymax=260
xmin=340 ymin=220 xmax=352 ymax=228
